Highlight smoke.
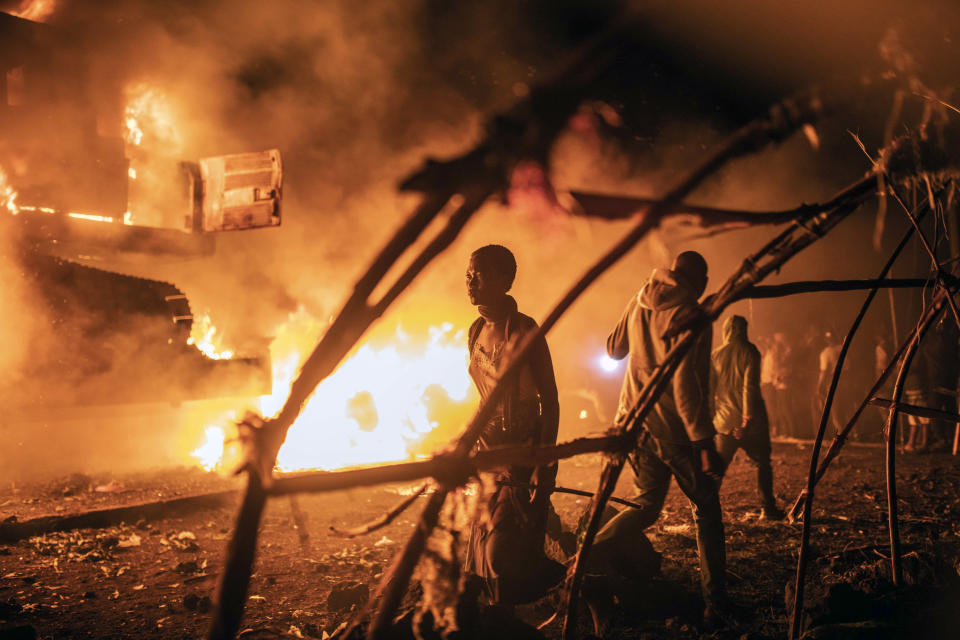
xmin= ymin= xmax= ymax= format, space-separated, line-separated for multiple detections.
xmin=1 ymin=0 xmax=958 ymax=479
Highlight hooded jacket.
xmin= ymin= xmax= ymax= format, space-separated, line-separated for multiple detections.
xmin=711 ymin=315 xmax=768 ymax=436
xmin=607 ymin=269 xmax=714 ymax=444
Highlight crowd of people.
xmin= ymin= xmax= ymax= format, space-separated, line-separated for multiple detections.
xmin=460 ymin=243 xmax=958 ymax=631
xmin=461 ymin=245 xmax=788 ymax=628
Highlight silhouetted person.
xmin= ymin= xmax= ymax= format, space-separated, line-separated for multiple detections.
xmin=816 ymin=330 xmax=844 ymax=436
xmin=712 ymin=315 xmax=783 ymax=520
xmin=904 ymin=316 xmax=957 ymax=453
xmin=765 ymin=332 xmax=793 ymax=437
xmin=591 ymin=250 xmax=728 ymax=622
xmin=463 ymin=244 xmax=563 ymax=605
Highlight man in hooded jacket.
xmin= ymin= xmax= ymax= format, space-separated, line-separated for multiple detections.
xmin=712 ymin=315 xmax=783 ymax=520
xmin=591 ymin=251 xmax=728 ymax=617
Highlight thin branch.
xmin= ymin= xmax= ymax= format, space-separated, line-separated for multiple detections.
xmin=787 ymin=286 xmax=955 ymax=522
xmin=869 ymin=397 xmax=960 ymax=424
xmin=884 ymin=296 xmax=946 ymax=586
xmin=742 ymin=277 xmax=938 ymax=299
xmin=568 ymin=190 xmax=822 ymax=223
xmin=497 ymin=480 xmax=648 ymax=511
xmin=788 ymin=210 xmax=924 ymax=640
xmin=329 ymin=483 xmax=429 ymax=538
xmin=887 ymin=184 xmax=960 ymax=329
xmin=268 ymin=434 xmax=627 ymax=498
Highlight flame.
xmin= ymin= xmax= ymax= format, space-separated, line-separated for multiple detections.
xmin=1 ymin=168 xmax=19 ymax=215
xmin=10 ymin=0 xmax=57 ymax=22
xmin=187 ymin=309 xmax=479 ymax=472
xmin=267 ymin=312 xmax=476 ymax=472
xmin=123 ymin=84 xmax=182 ymax=150
xmin=188 ymin=313 xmax=234 ymax=360
xmin=67 ymin=212 xmax=114 ymax=223
xmin=191 ymin=426 xmax=226 ymax=471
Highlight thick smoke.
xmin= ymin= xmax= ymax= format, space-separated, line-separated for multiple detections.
xmin=1 ymin=0 xmax=957 ymax=479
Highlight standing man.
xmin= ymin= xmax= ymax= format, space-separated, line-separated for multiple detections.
xmin=591 ymin=251 xmax=728 ymax=621
xmin=463 ymin=244 xmax=564 ymax=605
xmin=712 ymin=315 xmax=784 ymax=520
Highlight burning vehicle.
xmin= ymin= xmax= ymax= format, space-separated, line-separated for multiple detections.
xmin=1 ymin=10 xmax=281 ymax=475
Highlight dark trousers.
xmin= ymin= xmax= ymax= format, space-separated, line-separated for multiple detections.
xmin=592 ymin=435 xmax=726 ymax=603
xmin=716 ymin=429 xmax=777 ymax=510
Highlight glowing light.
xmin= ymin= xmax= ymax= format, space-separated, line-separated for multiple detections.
xmin=68 ymin=212 xmax=114 ymax=223
xmin=10 ymin=0 xmax=57 ymax=23
xmin=128 ymin=167 xmax=137 ymax=180
xmin=123 ymin=84 xmax=181 ymax=149
xmin=186 ymin=308 xmax=479 ymax=473
xmin=1 ymin=168 xmax=19 ymax=215
xmin=254 ymin=310 xmax=477 ymax=472
xmin=597 ymin=352 xmax=622 ymax=374
xmin=188 ymin=313 xmax=234 ymax=360
xmin=191 ymin=426 xmax=226 ymax=471
xmin=579 ymin=409 xmax=589 ymax=420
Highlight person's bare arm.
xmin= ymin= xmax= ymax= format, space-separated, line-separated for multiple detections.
xmin=606 ymin=298 xmax=634 ymax=360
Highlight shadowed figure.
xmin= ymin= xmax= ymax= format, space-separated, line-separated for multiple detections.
xmin=463 ymin=244 xmax=564 ymax=605
xmin=712 ymin=314 xmax=783 ymax=520
xmin=589 ymin=251 xmax=729 ymax=622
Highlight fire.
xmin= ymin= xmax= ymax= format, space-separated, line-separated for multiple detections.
xmin=188 ymin=309 xmax=479 ymax=472
xmin=187 ymin=313 xmax=234 ymax=360
xmin=10 ymin=0 xmax=57 ymax=23
xmin=191 ymin=426 xmax=226 ymax=471
xmin=123 ymin=84 xmax=182 ymax=150
xmin=1 ymin=168 xmax=19 ymax=215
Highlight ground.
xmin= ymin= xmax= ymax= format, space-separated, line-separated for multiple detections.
xmin=1 ymin=441 xmax=960 ymax=639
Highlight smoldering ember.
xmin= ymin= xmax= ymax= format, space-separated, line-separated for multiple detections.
xmin=2 ymin=2 xmax=960 ymax=640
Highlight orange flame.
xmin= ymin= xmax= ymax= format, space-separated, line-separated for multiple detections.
xmin=10 ymin=0 xmax=57 ymax=23
xmin=123 ymin=84 xmax=182 ymax=150
xmin=188 ymin=309 xmax=478 ymax=472
xmin=187 ymin=313 xmax=234 ymax=360
xmin=1 ymin=168 xmax=19 ymax=215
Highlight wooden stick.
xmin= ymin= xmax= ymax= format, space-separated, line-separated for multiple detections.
xmin=329 ymin=483 xmax=429 ymax=538
xmin=209 ymin=475 xmax=267 ymax=640
xmin=883 ymin=296 xmax=945 ymax=587
xmin=497 ymin=479 xmax=647 ymax=511
xmin=788 ymin=215 xmax=923 ymax=640
xmin=569 ymin=190 xmax=822 ymax=223
xmin=742 ymin=277 xmax=936 ymax=299
xmin=785 ymin=286 xmax=954 ymax=522
xmin=868 ymin=397 xmax=960 ymax=424
xmin=887 ymin=185 xmax=960 ymax=329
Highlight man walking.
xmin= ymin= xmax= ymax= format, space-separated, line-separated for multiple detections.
xmin=712 ymin=315 xmax=784 ymax=520
xmin=591 ymin=251 xmax=728 ymax=621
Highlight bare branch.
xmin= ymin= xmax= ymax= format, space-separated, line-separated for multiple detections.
xmin=329 ymin=483 xmax=429 ymax=538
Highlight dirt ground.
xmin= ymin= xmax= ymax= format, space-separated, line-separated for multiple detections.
xmin=2 ymin=440 xmax=959 ymax=639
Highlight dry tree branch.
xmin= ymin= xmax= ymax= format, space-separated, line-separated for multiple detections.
xmin=330 ymin=483 xmax=430 ymax=538
xmin=568 ymin=191 xmax=825 ymax=224
xmin=741 ymin=277 xmax=939 ymax=298
xmin=869 ymin=397 xmax=960 ymax=424
xmin=788 ymin=205 xmax=927 ymax=640
xmin=786 ymin=302 xmax=937 ymax=522
xmin=887 ymin=184 xmax=960 ymax=329
xmin=884 ymin=294 xmax=947 ymax=586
